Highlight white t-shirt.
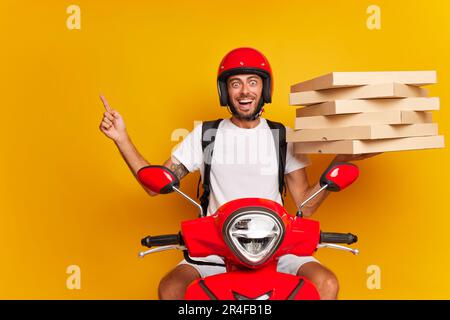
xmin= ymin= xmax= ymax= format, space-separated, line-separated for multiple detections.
xmin=172 ymin=118 xmax=311 ymax=215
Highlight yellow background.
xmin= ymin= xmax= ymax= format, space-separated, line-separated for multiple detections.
xmin=1 ymin=0 xmax=449 ymax=299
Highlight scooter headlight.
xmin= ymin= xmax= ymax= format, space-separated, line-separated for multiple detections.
xmin=223 ymin=208 xmax=285 ymax=266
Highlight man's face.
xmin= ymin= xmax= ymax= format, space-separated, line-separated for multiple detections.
xmin=227 ymin=74 xmax=263 ymax=120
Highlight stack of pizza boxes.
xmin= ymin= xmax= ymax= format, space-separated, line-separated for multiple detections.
xmin=288 ymin=71 xmax=445 ymax=154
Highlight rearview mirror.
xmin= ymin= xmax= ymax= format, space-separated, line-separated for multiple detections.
xmin=320 ymin=162 xmax=359 ymax=192
xmin=137 ymin=165 xmax=180 ymax=194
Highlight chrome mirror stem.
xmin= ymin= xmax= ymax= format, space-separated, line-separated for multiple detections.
xmin=172 ymin=186 xmax=204 ymax=217
xmin=296 ymin=184 xmax=328 ymax=217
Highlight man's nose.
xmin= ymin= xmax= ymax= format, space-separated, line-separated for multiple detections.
xmin=240 ymin=84 xmax=250 ymax=95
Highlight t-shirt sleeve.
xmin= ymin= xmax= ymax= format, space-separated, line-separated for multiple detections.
xmin=284 ymin=126 xmax=311 ymax=174
xmin=171 ymin=122 xmax=203 ymax=173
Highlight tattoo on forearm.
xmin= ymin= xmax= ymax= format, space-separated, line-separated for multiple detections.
xmin=169 ymin=162 xmax=189 ymax=180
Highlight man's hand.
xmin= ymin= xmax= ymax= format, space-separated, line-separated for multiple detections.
xmin=99 ymin=94 xmax=128 ymax=143
xmin=332 ymin=152 xmax=383 ymax=163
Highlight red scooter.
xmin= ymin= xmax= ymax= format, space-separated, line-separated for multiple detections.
xmin=137 ymin=162 xmax=360 ymax=300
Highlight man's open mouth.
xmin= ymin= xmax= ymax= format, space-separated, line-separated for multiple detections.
xmin=236 ymin=98 xmax=254 ymax=111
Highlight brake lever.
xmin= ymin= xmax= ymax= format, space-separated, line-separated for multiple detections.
xmin=138 ymin=245 xmax=187 ymax=258
xmin=317 ymin=243 xmax=359 ymax=255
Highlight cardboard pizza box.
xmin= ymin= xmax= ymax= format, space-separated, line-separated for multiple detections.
xmin=289 ymin=83 xmax=428 ymax=106
xmin=295 ymin=110 xmax=432 ymax=130
xmin=295 ymin=97 xmax=440 ymax=117
xmin=290 ymin=71 xmax=437 ymax=92
xmin=293 ymin=135 xmax=445 ymax=154
xmin=295 ymin=110 xmax=433 ymax=130
xmin=287 ymin=123 xmax=438 ymax=142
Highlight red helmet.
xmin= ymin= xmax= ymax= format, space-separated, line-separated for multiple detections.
xmin=217 ymin=47 xmax=273 ymax=107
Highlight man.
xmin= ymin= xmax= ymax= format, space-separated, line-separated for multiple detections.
xmin=99 ymin=47 xmax=379 ymax=299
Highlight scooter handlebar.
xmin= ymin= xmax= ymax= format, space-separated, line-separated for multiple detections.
xmin=320 ymin=232 xmax=358 ymax=245
xmin=141 ymin=233 xmax=183 ymax=248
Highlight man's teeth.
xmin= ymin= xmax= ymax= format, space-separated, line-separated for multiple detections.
xmin=238 ymin=99 xmax=253 ymax=104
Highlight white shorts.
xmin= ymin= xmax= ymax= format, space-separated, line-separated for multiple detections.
xmin=178 ymin=254 xmax=319 ymax=278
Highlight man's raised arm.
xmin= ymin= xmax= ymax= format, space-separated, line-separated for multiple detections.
xmin=98 ymin=95 xmax=189 ymax=196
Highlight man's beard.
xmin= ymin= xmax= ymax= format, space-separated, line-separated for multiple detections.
xmin=229 ymin=96 xmax=264 ymax=121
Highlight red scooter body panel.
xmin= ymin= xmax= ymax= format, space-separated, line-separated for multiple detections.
xmin=181 ymin=216 xmax=230 ymax=258
xmin=185 ymin=263 xmax=320 ymax=300
xmin=278 ymin=217 xmax=320 ymax=257
xmin=181 ymin=198 xmax=320 ymax=268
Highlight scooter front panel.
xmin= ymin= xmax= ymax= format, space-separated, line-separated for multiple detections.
xmin=185 ymin=268 xmax=320 ymax=300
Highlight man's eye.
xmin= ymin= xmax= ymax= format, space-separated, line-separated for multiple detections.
xmin=250 ymin=80 xmax=257 ymax=85
xmin=232 ymin=82 xmax=240 ymax=88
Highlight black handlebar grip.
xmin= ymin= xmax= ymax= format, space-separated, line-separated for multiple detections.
xmin=141 ymin=233 xmax=182 ymax=248
xmin=320 ymin=232 xmax=358 ymax=245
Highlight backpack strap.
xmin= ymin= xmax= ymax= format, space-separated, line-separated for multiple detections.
xmin=197 ymin=119 xmax=223 ymax=215
xmin=266 ymin=119 xmax=287 ymax=204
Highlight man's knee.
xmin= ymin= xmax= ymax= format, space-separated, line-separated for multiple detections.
xmin=158 ymin=275 xmax=184 ymax=300
xmin=319 ymin=272 xmax=339 ymax=297
xmin=297 ymin=262 xmax=339 ymax=300
xmin=158 ymin=265 xmax=200 ymax=300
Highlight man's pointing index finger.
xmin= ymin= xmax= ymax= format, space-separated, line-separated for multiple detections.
xmin=99 ymin=94 xmax=112 ymax=112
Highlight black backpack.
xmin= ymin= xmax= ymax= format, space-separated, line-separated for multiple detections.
xmin=196 ymin=118 xmax=287 ymax=215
